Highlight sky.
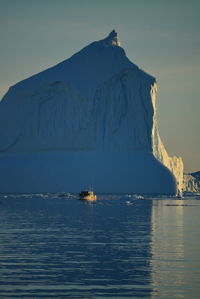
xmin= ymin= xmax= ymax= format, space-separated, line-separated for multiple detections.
xmin=0 ymin=0 xmax=199 ymax=172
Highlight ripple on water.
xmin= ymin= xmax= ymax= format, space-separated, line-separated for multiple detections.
xmin=0 ymin=195 xmax=200 ymax=298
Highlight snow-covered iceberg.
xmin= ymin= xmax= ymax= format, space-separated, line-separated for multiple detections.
xmin=0 ymin=30 xmax=183 ymax=194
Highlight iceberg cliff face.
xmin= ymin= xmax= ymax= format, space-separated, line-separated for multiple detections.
xmin=183 ymin=172 xmax=200 ymax=193
xmin=150 ymin=84 xmax=184 ymax=194
xmin=0 ymin=31 xmax=181 ymax=194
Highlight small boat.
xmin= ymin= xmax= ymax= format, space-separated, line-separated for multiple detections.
xmin=79 ymin=190 xmax=97 ymax=201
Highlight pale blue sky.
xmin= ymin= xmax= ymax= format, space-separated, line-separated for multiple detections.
xmin=0 ymin=0 xmax=199 ymax=172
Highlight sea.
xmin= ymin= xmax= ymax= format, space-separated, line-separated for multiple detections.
xmin=0 ymin=193 xmax=199 ymax=299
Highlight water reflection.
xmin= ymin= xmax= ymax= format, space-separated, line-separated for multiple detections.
xmin=0 ymin=195 xmax=200 ymax=298
xmin=0 ymin=195 xmax=153 ymax=298
xmin=151 ymin=199 xmax=200 ymax=299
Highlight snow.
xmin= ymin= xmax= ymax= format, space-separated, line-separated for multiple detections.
xmin=0 ymin=31 xmax=182 ymax=194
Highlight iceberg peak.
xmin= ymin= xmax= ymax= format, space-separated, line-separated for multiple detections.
xmin=102 ymin=30 xmax=121 ymax=46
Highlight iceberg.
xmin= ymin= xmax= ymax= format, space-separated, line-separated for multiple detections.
xmin=0 ymin=30 xmax=182 ymax=194
xmin=184 ymin=172 xmax=200 ymax=193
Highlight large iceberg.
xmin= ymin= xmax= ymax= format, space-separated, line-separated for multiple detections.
xmin=0 ymin=31 xmax=183 ymax=194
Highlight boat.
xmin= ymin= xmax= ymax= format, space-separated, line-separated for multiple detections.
xmin=79 ymin=190 xmax=97 ymax=201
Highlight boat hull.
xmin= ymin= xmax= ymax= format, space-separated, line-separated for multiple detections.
xmin=79 ymin=195 xmax=97 ymax=201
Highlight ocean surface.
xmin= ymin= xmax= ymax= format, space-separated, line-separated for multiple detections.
xmin=0 ymin=193 xmax=199 ymax=299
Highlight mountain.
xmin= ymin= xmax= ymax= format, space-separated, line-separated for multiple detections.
xmin=0 ymin=30 xmax=183 ymax=194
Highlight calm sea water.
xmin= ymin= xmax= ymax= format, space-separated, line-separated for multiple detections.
xmin=0 ymin=194 xmax=199 ymax=299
